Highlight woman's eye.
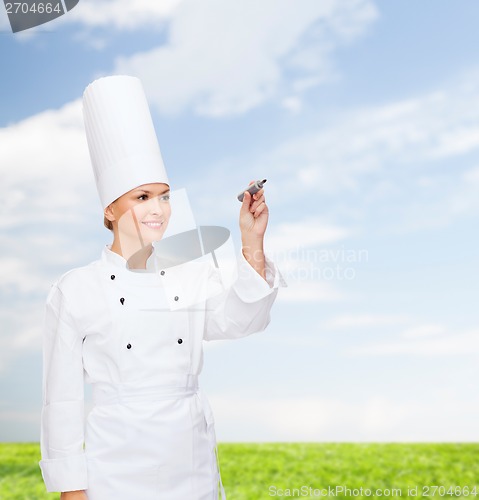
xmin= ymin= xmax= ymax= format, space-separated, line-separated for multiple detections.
xmin=160 ymin=194 xmax=170 ymax=202
xmin=138 ymin=194 xmax=148 ymax=200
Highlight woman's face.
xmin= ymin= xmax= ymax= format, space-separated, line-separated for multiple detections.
xmin=105 ymin=183 xmax=171 ymax=244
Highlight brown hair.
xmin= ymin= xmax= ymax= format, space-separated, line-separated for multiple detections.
xmin=104 ymin=215 xmax=113 ymax=231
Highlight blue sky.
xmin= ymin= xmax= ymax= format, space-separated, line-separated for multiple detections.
xmin=1 ymin=0 xmax=478 ymax=442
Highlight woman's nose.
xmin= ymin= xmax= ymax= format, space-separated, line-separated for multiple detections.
xmin=149 ymin=195 xmax=165 ymax=215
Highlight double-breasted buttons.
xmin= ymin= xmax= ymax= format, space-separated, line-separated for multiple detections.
xmin=120 ymin=297 xmax=125 ymax=305
xmin=160 ymin=270 xmax=165 ymax=276
xmin=174 ymin=296 xmax=179 ymax=301
xmin=111 ymin=275 xmax=115 ymax=280
xmin=126 ymin=343 xmax=131 ymax=349
xmin=177 ymin=338 xmax=183 ymax=344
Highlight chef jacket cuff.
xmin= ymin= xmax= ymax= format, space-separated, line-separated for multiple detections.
xmin=236 ymin=248 xmax=287 ymax=301
xmin=39 ymin=453 xmax=88 ymax=493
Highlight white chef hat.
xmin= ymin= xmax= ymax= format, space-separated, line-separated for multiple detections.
xmin=82 ymin=75 xmax=169 ymax=210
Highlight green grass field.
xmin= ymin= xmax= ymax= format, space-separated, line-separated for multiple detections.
xmin=1 ymin=442 xmax=478 ymax=499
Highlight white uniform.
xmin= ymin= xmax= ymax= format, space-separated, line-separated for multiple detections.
xmin=39 ymin=243 xmax=286 ymax=499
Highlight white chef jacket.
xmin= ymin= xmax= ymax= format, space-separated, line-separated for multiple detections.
xmin=39 ymin=242 xmax=286 ymax=498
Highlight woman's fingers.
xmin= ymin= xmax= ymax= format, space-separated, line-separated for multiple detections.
xmin=252 ymin=187 xmax=264 ymax=199
xmin=250 ymin=193 xmax=265 ymax=212
xmin=244 ymin=182 xmax=264 ymax=200
xmin=242 ymin=181 xmax=267 ymax=215
xmin=252 ymin=201 xmax=267 ymax=218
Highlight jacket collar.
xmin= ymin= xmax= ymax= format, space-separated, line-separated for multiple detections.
xmin=101 ymin=244 xmax=157 ymax=272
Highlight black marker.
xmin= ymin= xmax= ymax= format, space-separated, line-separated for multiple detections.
xmin=237 ymin=179 xmax=267 ymax=202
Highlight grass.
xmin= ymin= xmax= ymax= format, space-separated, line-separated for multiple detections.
xmin=1 ymin=442 xmax=478 ymax=499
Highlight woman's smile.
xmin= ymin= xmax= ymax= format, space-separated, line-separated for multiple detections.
xmin=141 ymin=220 xmax=164 ymax=230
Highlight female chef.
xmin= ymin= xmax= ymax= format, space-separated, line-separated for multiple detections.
xmin=39 ymin=75 xmax=286 ymax=500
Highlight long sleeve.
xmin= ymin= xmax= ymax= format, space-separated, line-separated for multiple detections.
xmin=203 ymin=249 xmax=287 ymax=341
xmin=38 ymin=283 xmax=88 ymax=493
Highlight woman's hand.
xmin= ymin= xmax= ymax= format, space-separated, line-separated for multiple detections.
xmin=60 ymin=490 xmax=88 ymax=500
xmin=239 ymin=180 xmax=268 ymax=280
xmin=239 ymin=180 xmax=268 ymax=240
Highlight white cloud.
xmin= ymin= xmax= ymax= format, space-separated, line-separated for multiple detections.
xmin=0 ymin=99 xmax=89 ymax=188
xmin=63 ymin=0 xmax=183 ymax=30
xmin=446 ymin=164 xmax=479 ymax=217
xmin=401 ymin=324 xmax=446 ymax=339
xmin=0 ymin=100 xmax=101 ymax=376
xmin=0 ymin=257 xmax=46 ymax=295
xmin=266 ymin=218 xmax=351 ymax=256
xmin=463 ymin=166 xmax=479 ymax=183
xmin=0 ymin=305 xmax=43 ymax=374
xmin=281 ymin=96 xmax=303 ymax=114
xmin=260 ymin=219 xmax=354 ymax=302
xmin=0 ymin=410 xmax=39 ymax=423
xmin=277 ymin=281 xmax=343 ymax=303
xmin=325 ymin=314 xmax=410 ymax=329
xmin=322 ymin=316 xmax=448 ymax=341
xmin=115 ymin=0 xmax=378 ymax=117
xmin=209 ymin=393 xmax=479 ymax=441
xmin=350 ymin=328 xmax=479 ymax=357
xmin=0 ymin=98 xmax=101 ymax=230
xmin=242 ymin=67 xmax=479 ymax=234
xmin=262 ymin=84 xmax=479 ymax=196
xmin=0 ymin=99 xmax=99 ymax=276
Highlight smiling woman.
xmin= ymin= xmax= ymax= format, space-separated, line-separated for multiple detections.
xmin=38 ymin=75 xmax=287 ymax=500
xmin=103 ymin=183 xmax=172 ymax=270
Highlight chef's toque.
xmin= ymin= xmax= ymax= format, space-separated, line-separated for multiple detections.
xmin=82 ymin=75 xmax=169 ymax=210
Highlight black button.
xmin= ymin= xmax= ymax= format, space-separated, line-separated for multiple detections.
xmin=174 ymin=296 xmax=179 ymax=301
xmin=120 ymin=297 xmax=125 ymax=305
xmin=126 ymin=343 xmax=131 ymax=349
xmin=111 ymin=275 xmax=115 ymax=280
xmin=177 ymin=338 xmax=183 ymax=344
xmin=160 ymin=270 xmax=165 ymax=276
